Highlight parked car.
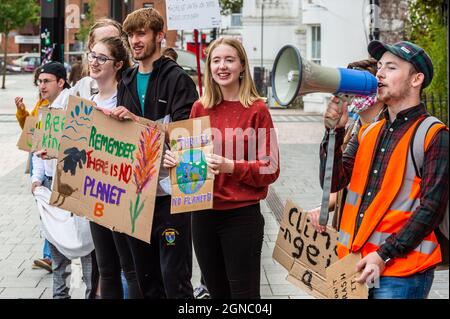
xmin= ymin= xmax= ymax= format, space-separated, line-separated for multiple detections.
xmin=12 ymin=53 xmax=40 ymax=68
xmin=0 ymin=59 xmax=22 ymax=73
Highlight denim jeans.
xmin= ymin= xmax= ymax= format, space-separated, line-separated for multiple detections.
xmin=369 ymin=268 xmax=435 ymax=299
xmin=43 ymin=239 xmax=52 ymax=259
xmin=41 ymin=175 xmax=52 ymax=261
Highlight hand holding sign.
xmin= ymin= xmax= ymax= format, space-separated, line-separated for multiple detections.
xmin=110 ymin=106 xmax=139 ymax=122
xmin=163 ymin=150 xmax=178 ymax=169
xmin=355 ymin=251 xmax=385 ymax=285
xmin=205 ymin=153 xmax=234 ymax=175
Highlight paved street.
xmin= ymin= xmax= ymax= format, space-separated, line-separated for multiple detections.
xmin=0 ymin=74 xmax=447 ymax=299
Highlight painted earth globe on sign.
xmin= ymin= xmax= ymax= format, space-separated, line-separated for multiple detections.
xmin=176 ymin=149 xmax=207 ymax=194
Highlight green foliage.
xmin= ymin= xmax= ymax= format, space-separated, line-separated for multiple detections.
xmin=220 ymin=0 xmax=243 ymax=15
xmin=0 ymin=0 xmax=40 ymax=88
xmin=406 ymin=0 xmax=448 ymax=97
xmin=77 ymin=0 xmax=96 ymax=44
xmin=0 ymin=0 xmax=39 ymax=35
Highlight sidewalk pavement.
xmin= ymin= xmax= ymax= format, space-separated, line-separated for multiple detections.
xmin=0 ymin=74 xmax=447 ymax=299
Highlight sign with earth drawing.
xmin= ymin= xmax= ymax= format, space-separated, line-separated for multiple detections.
xmin=50 ymin=95 xmax=165 ymax=243
xmin=168 ymin=116 xmax=214 ymax=214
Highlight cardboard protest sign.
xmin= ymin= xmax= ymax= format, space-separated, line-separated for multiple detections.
xmin=326 ymin=253 xmax=368 ymax=299
xmin=17 ymin=116 xmax=37 ymax=152
xmin=272 ymin=199 xmax=339 ymax=298
xmin=168 ymin=116 xmax=214 ymax=214
xmin=32 ymin=107 xmax=66 ymax=158
xmin=50 ymin=95 xmax=165 ymax=243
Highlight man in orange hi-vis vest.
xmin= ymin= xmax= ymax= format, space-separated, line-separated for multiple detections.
xmin=320 ymin=40 xmax=448 ymax=299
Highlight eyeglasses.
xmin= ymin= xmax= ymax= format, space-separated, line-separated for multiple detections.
xmin=87 ymin=52 xmax=115 ymax=65
xmin=37 ymin=79 xmax=56 ymax=85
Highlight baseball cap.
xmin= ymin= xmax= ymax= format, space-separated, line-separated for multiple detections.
xmin=39 ymin=61 xmax=71 ymax=89
xmin=368 ymin=40 xmax=433 ymax=88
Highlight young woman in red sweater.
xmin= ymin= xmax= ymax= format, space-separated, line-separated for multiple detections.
xmin=164 ymin=38 xmax=280 ymax=298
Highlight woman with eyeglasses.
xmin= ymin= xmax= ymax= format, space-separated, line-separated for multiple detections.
xmin=86 ymin=36 xmax=143 ymax=299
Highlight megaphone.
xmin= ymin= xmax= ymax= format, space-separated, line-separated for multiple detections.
xmin=271 ymin=45 xmax=378 ymax=106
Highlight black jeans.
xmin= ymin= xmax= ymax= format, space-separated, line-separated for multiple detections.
xmin=90 ymin=222 xmax=142 ymax=298
xmin=116 ymin=195 xmax=193 ymax=299
xmin=192 ymin=203 xmax=264 ymax=299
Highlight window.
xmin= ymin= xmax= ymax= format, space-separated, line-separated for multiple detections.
xmin=231 ymin=13 xmax=242 ymax=27
xmin=310 ymin=25 xmax=321 ymax=65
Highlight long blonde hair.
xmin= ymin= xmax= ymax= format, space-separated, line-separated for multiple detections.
xmin=200 ymin=38 xmax=261 ymax=109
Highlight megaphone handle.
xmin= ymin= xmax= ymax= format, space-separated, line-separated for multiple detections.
xmin=319 ymin=128 xmax=336 ymax=226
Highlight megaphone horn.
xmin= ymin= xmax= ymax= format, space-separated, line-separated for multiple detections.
xmin=271 ymin=45 xmax=378 ymax=107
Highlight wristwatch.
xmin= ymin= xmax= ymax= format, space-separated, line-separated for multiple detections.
xmin=377 ymin=251 xmax=392 ymax=265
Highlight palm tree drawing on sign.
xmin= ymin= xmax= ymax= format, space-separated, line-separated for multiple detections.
xmin=130 ymin=126 xmax=161 ymax=233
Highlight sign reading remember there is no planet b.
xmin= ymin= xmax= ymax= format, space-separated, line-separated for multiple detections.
xmin=166 ymin=0 xmax=221 ymax=31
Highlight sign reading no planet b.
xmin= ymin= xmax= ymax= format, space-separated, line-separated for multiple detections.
xmin=166 ymin=0 xmax=221 ymax=31
xmin=168 ymin=116 xmax=214 ymax=214
xmin=50 ymin=96 xmax=165 ymax=243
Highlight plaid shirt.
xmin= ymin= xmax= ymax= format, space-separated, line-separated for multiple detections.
xmin=320 ymin=104 xmax=449 ymax=260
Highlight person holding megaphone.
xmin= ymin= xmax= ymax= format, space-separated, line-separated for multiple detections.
xmin=309 ymin=58 xmax=385 ymax=233
xmin=320 ymin=40 xmax=448 ymax=299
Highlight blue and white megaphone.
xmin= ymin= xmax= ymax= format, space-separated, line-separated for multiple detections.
xmin=271 ymin=45 xmax=378 ymax=106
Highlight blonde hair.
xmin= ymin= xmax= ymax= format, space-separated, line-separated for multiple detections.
xmin=123 ymin=8 xmax=164 ymax=35
xmin=87 ymin=18 xmax=125 ymax=51
xmin=200 ymin=38 xmax=261 ymax=109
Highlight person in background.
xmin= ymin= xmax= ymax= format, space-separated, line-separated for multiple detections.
xmin=163 ymin=37 xmax=280 ymax=299
xmin=31 ymin=61 xmax=94 ymax=299
xmin=14 ymin=65 xmax=52 ymax=273
xmin=68 ymin=55 xmax=83 ymax=86
xmin=308 ymin=58 xmax=385 ymax=233
xmin=161 ymin=47 xmax=178 ymax=62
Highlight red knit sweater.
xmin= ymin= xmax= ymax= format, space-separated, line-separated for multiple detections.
xmin=190 ymin=99 xmax=280 ymax=210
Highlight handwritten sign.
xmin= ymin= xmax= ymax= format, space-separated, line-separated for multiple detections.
xmin=50 ymin=96 xmax=165 ymax=243
xmin=17 ymin=116 xmax=37 ymax=152
xmin=272 ymin=199 xmax=339 ymax=298
xmin=168 ymin=116 xmax=214 ymax=214
xmin=32 ymin=108 xmax=66 ymax=158
xmin=326 ymin=253 xmax=368 ymax=299
xmin=166 ymin=0 xmax=221 ymax=31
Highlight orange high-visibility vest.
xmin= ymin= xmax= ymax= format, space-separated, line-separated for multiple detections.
xmin=337 ymin=116 xmax=447 ymax=277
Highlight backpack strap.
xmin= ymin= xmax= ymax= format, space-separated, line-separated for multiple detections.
xmin=410 ymin=116 xmax=446 ymax=178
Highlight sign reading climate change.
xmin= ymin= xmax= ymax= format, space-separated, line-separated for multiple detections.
xmin=50 ymin=96 xmax=165 ymax=243
xmin=168 ymin=116 xmax=214 ymax=214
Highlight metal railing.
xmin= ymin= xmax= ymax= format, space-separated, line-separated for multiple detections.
xmin=422 ymin=93 xmax=449 ymax=125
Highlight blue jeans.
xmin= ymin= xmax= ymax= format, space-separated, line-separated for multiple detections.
xmin=41 ymin=175 xmax=53 ymax=260
xmin=43 ymin=239 xmax=52 ymax=259
xmin=369 ymin=268 xmax=435 ymax=299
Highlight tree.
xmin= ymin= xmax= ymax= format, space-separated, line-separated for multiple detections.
xmin=220 ymin=0 xmax=243 ymax=15
xmin=406 ymin=0 xmax=448 ymax=97
xmin=76 ymin=0 xmax=96 ymax=49
xmin=0 ymin=0 xmax=40 ymax=89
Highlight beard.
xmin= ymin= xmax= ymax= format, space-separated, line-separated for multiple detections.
xmin=133 ymin=41 xmax=156 ymax=61
xmin=377 ymin=83 xmax=411 ymax=104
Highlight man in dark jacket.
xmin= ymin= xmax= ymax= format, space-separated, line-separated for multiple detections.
xmin=111 ymin=7 xmax=198 ymax=299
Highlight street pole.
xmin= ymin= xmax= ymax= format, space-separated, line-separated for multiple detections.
xmin=261 ymin=1 xmax=264 ymax=70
